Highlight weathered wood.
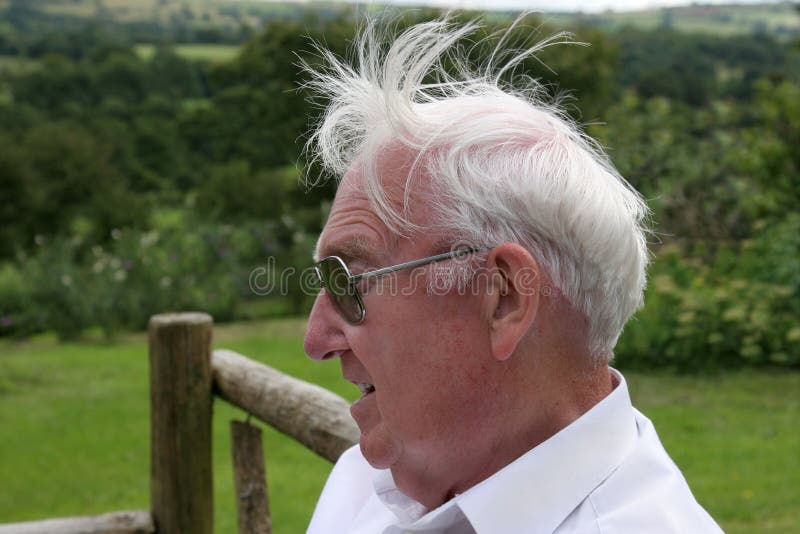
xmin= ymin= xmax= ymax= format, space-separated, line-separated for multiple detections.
xmin=148 ymin=313 xmax=213 ymax=534
xmin=212 ymin=349 xmax=359 ymax=463
xmin=0 ymin=510 xmax=154 ymax=534
xmin=231 ymin=421 xmax=271 ymax=534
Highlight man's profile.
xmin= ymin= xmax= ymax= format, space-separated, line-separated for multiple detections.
xmin=301 ymin=16 xmax=722 ymax=533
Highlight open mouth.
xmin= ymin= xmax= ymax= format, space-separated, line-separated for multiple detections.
xmin=355 ymin=383 xmax=375 ymax=397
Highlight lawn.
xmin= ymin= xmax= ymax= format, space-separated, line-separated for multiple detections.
xmin=0 ymin=319 xmax=797 ymax=533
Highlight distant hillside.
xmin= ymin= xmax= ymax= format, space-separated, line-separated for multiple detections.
xmin=546 ymin=2 xmax=799 ymax=38
xmin=1 ymin=0 xmax=798 ymax=39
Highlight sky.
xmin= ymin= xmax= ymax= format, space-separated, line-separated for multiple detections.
xmin=335 ymin=0 xmax=777 ymax=13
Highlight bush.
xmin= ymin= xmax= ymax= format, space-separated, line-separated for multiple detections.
xmin=0 ymin=262 xmax=38 ymax=338
xmin=1 ymin=219 xmax=315 ymax=340
xmin=616 ymin=215 xmax=800 ymax=371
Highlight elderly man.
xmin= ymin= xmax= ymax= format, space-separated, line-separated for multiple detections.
xmin=302 ymin=17 xmax=722 ymax=534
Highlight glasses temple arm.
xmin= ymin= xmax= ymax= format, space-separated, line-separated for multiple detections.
xmin=352 ymin=248 xmax=480 ymax=283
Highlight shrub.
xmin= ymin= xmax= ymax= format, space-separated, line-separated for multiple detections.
xmin=0 ymin=262 xmax=38 ymax=338
xmin=2 ymin=219 xmax=315 ymax=340
xmin=616 ymin=214 xmax=800 ymax=371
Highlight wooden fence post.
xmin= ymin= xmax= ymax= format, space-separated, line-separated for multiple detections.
xmin=149 ymin=313 xmax=214 ymax=534
xmin=231 ymin=421 xmax=271 ymax=534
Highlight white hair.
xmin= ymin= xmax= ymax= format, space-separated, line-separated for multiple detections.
xmin=302 ymin=16 xmax=650 ymax=360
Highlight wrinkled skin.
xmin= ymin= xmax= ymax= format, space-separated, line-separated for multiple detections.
xmin=304 ymin=145 xmax=611 ymax=508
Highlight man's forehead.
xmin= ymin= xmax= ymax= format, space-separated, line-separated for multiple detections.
xmin=313 ymin=171 xmax=396 ymax=263
xmin=313 ymin=142 xmax=441 ymax=263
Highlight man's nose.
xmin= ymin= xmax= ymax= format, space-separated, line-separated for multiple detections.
xmin=304 ymin=292 xmax=348 ymax=361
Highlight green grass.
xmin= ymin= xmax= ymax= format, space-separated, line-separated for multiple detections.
xmin=0 ymin=55 xmax=39 ymax=74
xmin=0 ymin=320 xmax=798 ymax=532
xmin=134 ymin=43 xmax=240 ymax=63
xmin=627 ymin=371 xmax=800 ymax=533
xmin=0 ymin=319 xmax=342 ymax=532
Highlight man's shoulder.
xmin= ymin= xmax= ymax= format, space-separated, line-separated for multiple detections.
xmin=561 ymin=409 xmax=723 ymax=534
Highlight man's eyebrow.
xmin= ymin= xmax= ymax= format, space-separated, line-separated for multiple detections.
xmin=315 ymin=236 xmax=384 ymax=264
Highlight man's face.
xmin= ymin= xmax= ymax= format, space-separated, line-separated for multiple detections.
xmin=304 ymin=147 xmax=500 ymax=490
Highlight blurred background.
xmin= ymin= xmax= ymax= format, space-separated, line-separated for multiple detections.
xmin=0 ymin=0 xmax=798 ymax=532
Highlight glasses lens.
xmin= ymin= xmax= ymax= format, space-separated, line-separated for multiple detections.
xmin=317 ymin=257 xmax=364 ymax=324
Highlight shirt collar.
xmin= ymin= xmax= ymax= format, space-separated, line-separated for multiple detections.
xmin=373 ymin=469 xmax=429 ymax=525
xmin=371 ymin=369 xmax=637 ymax=533
xmin=373 ymin=469 xmax=466 ymax=530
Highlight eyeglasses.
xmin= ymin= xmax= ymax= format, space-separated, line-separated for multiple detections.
xmin=313 ymin=247 xmax=480 ymax=324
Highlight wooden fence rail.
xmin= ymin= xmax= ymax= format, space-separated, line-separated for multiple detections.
xmin=0 ymin=312 xmax=358 ymax=533
xmin=213 ymin=349 xmax=359 ymax=462
xmin=0 ymin=510 xmax=154 ymax=534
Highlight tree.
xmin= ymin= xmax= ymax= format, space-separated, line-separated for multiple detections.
xmin=21 ymin=121 xmax=147 ymax=242
xmin=0 ymin=138 xmax=37 ymax=257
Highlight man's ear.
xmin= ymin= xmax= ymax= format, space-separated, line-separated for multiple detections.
xmin=484 ymin=243 xmax=540 ymax=361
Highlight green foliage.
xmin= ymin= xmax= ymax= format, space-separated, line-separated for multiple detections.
xmin=0 ymin=138 xmax=37 ymax=257
xmin=615 ymin=29 xmax=796 ymax=105
xmin=590 ymin=79 xmax=800 ymax=246
xmin=0 ymin=4 xmax=798 ymax=373
xmin=617 ymin=215 xmax=800 ymax=371
xmin=195 ymin=162 xmax=295 ymax=221
xmin=0 ymin=219 xmax=315 ymax=340
xmin=0 ymin=119 xmax=149 ymax=251
xmin=0 ymin=262 xmax=36 ymax=336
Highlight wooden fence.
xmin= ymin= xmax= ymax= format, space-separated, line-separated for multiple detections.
xmin=0 ymin=312 xmax=359 ymax=534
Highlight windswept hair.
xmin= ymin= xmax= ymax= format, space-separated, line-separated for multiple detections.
xmin=301 ymin=15 xmax=650 ymax=360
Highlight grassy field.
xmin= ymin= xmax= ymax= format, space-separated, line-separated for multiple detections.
xmin=544 ymin=3 xmax=799 ymax=37
xmin=133 ymin=43 xmax=241 ymax=63
xmin=0 ymin=319 xmax=798 ymax=532
xmin=34 ymin=0 xmax=310 ymax=27
xmin=0 ymin=43 xmax=239 ymax=74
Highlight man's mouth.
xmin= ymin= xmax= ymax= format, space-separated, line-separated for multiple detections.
xmin=355 ymin=382 xmax=376 ymax=397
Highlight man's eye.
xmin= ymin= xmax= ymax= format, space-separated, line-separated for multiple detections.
xmin=348 ymin=261 xmax=371 ymax=275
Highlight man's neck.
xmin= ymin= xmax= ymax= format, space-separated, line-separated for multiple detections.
xmin=394 ymin=361 xmax=614 ymax=510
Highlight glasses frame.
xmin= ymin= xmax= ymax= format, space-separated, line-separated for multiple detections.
xmin=314 ymin=247 xmax=481 ymax=325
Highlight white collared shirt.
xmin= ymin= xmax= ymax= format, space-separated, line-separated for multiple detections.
xmin=307 ymin=370 xmax=723 ymax=533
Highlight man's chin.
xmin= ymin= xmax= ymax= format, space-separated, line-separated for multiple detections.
xmin=359 ymin=423 xmax=403 ymax=470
